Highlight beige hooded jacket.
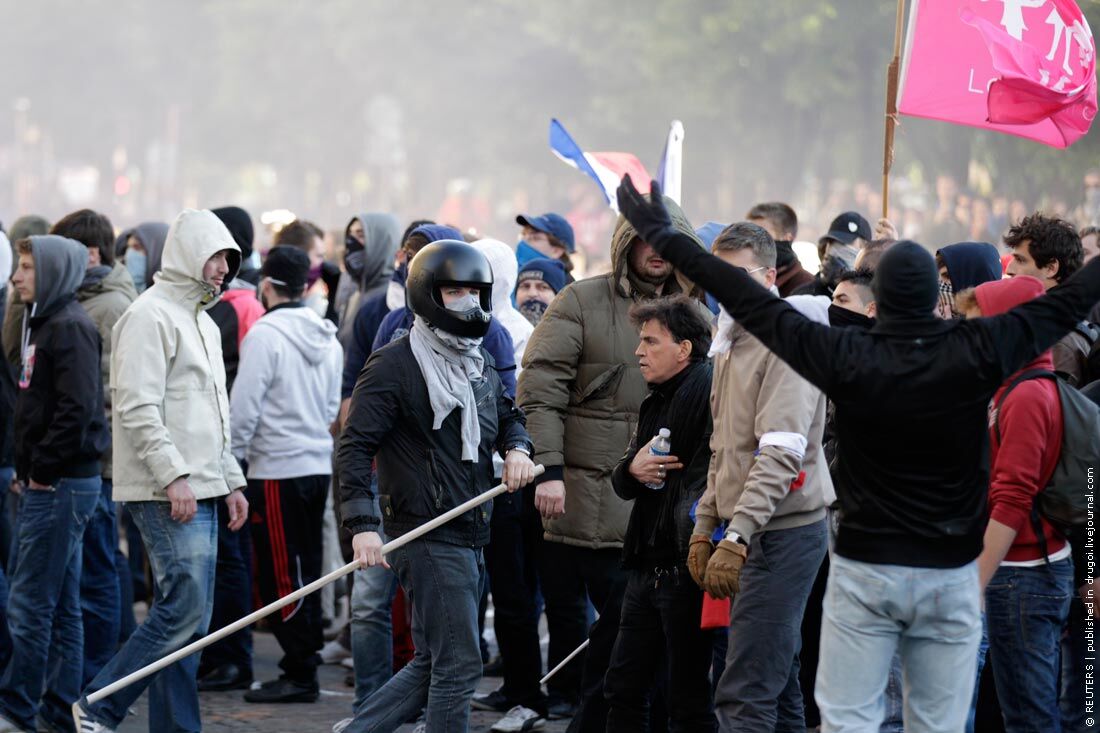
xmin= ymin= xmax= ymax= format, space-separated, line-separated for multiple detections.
xmin=110 ymin=209 xmax=246 ymax=501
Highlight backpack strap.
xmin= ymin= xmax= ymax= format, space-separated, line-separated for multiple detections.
xmin=992 ymin=369 xmax=1056 ymax=445
xmin=1075 ymin=320 xmax=1100 ymax=345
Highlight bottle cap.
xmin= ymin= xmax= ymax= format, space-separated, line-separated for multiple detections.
xmin=658 ymin=428 xmax=671 ymax=438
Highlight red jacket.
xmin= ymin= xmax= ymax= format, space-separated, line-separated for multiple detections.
xmin=977 ymin=277 xmax=1067 ymax=562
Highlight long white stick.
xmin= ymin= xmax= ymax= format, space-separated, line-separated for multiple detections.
xmin=80 ymin=465 xmax=543 ymax=711
xmin=540 ymin=638 xmax=589 ymax=685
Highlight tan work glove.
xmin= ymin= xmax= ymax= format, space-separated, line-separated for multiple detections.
xmin=702 ymin=539 xmax=748 ymax=600
xmin=687 ymin=534 xmax=714 ymax=588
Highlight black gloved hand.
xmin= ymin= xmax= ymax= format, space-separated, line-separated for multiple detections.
xmin=616 ymin=175 xmax=673 ymax=246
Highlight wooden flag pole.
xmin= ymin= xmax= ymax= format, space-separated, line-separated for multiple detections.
xmin=883 ymin=0 xmax=907 ymax=220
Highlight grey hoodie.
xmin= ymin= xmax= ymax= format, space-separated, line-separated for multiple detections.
xmin=28 ymin=235 xmax=87 ymax=318
xmin=114 ymin=221 xmax=170 ymax=288
xmin=230 ymin=305 xmax=342 ymax=479
xmin=335 ymin=212 xmax=401 ymax=344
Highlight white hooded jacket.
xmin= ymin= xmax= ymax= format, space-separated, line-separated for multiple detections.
xmin=110 ymin=209 xmax=246 ymax=501
xmin=472 ymin=238 xmax=533 ymax=368
xmin=230 ymin=305 xmax=342 ymax=478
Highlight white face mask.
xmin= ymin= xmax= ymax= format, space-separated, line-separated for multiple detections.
xmin=386 ymin=280 xmax=405 ymax=311
xmin=444 ymin=293 xmax=481 ymax=312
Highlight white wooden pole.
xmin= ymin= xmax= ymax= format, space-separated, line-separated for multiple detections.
xmin=540 ymin=638 xmax=589 ymax=685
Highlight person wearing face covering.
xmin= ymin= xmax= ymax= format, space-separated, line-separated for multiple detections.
xmin=934 ymin=241 xmax=1002 ymax=320
xmin=337 ymin=240 xmax=535 ymax=733
xmin=615 ymin=175 xmax=1100 ymax=733
xmin=114 ymin=222 xmax=170 ymax=295
xmin=793 ymin=212 xmax=872 ymax=298
xmin=513 ymin=258 xmax=567 ymax=327
xmin=334 ymin=213 xmax=401 ymax=347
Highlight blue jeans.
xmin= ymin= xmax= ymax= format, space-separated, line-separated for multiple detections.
xmin=880 ymin=654 xmax=904 ymax=733
xmin=350 ymin=555 xmax=399 ymax=710
xmin=80 ymin=479 xmax=122 ymax=686
xmin=985 ymin=561 xmax=1073 ymax=732
xmin=816 ymin=555 xmax=982 ymax=733
xmin=348 ymin=539 xmax=485 ymax=733
xmin=78 ymin=500 xmax=217 ymax=733
xmin=0 ymin=466 xmax=13 ymax=673
xmin=0 ymin=476 xmax=99 ymax=733
xmin=715 ymin=519 xmax=828 ymax=732
xmin=965 ymin=617 xmax=989 ymax=733
xmin=1061 ymin=591 xmax=1092 ymax=733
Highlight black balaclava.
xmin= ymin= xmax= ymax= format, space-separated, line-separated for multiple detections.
xmin=871 ymin=241 xmax=941 ymax=331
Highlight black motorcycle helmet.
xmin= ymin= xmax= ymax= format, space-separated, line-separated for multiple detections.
xmin=406 ymin=240 xmax=494 ymax=338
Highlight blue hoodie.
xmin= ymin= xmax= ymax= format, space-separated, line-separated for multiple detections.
xmin=937 ymin=242 xmax=1003 ymax=291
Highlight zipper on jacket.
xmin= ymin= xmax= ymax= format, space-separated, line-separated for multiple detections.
xmin=426 ymin=449 xmax=443 ymax=510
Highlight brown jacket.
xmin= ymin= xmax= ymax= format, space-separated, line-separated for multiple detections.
xmin=518 ymin=201 xmax=707 ymax=549
xmin=694 ymin=316 xmax=832 ymax=541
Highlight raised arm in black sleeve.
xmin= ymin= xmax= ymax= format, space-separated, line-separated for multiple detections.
xmin=976 ymin=255 xmax=1100 ymax=381
xmin=338 ymin=349 xmax=403 ymax=535
xmin=616 ymin=175 xmax=846 ymax=393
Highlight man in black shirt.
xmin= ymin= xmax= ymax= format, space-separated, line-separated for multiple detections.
xmin=605 ymin=295 xmax=714 ymax=732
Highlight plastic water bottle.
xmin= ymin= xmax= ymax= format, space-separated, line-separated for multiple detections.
xmin=645 ymin=428 xmax=672 ymax=490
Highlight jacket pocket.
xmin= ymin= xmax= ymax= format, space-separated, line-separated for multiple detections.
xmin=577 ymin=365 xmax=624 ymax=403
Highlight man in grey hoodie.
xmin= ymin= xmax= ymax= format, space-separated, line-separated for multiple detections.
xmin=50 ymin=209 xmax=138 ymax=687
xmin=230 ymin=246 xmax=342 ymax=703
xmin=0 ymin=235 xmax=108 ymax=733
xmin=335 ymin=213 xmax=401 ymax=346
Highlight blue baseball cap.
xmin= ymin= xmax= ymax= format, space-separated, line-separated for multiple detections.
xmin=516 ymin=212 xmax=575 ymax=254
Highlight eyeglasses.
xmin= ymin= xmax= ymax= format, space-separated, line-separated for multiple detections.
xmin=263 ymin=276 xmax=288 ymax=287
xmin=736 ymin=266 xmax=766 ymax=276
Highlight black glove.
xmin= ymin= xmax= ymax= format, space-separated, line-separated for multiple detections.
xmin=616 ymin=175 xmax=674 ymax=246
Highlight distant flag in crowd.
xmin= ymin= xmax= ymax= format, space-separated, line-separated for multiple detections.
xmin=898 ymin=0 xmax=1096 ymax=148
xmin=656 ymin=120 xmax=685 ymax=204
xmin=549 ymin=118 xmax=684 ymax=211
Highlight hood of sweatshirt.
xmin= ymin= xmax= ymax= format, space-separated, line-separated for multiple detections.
xmin=114 ymin=221 xmax=170 ymax=288
xmin=344 ymin=213 xmax=401 ymax=295
xmin=156 ymin=209 xmax=241 ymax=308
xmin=28 ymin=235 xmax=87 ymax=319
xmin=938 ymin=241 xmax=1003 ymax=291
xmin=252 ymin=306 xmax=339 ymax=365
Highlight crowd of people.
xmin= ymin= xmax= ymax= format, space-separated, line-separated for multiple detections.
xmin=0 ymin=169 xmax=1094 ymax=733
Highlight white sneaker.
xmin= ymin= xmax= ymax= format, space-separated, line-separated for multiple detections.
xmin=490 ymin=706 xmax=546 ymax=732
xmin=79 ymin=718 xmax=116 ymax=733
xmin=320 ymin=638 xmax=352 ymax=664
xmin=332 ymin=718 xmax=353 ymax=733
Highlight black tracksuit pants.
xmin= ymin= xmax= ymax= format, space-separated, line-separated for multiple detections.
xmin=247 ymin=475 xmax=329 ymax=684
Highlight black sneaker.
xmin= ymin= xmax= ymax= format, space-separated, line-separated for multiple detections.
xmin=471 ymin=688 xmax=513 ymax=712
xmin=243 ymin=677 xmax=319 ymax=703
xmin=483 ymin=654 xmax=505 ymax=676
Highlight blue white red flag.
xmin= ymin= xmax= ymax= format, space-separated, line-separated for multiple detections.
xmin=549 ymin=119 xmax=655 ymax=212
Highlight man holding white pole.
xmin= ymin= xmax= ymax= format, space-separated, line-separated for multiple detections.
xmin=337 ymin=240 xmax=535 ymax=733
xmin=73 ymin=209 xmax=249 ymax=733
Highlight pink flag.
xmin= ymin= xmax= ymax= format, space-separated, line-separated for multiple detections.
xmin=898 ymin=0 xmax=1097 ymax=148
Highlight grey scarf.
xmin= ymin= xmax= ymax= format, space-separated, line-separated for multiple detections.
xmin=409 ymin=315 xmax=485 ymax=462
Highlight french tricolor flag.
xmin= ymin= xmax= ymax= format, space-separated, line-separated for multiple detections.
xmin=549 ymin=119 xmax=683 ymax=211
